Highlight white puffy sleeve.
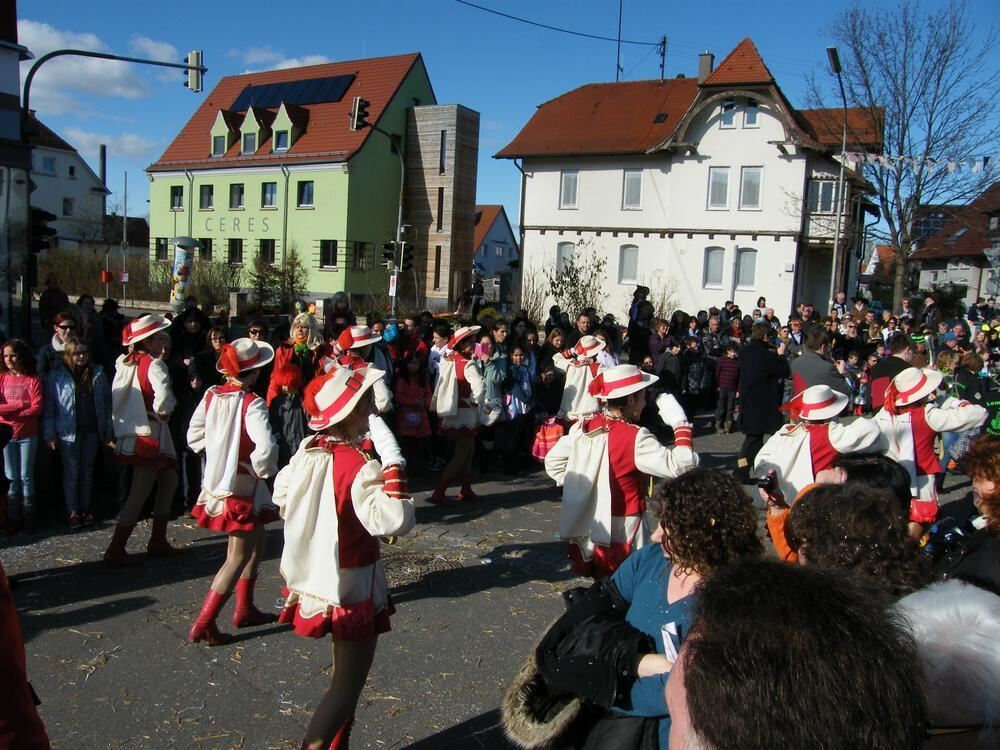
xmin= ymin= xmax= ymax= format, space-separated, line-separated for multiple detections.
xmin=350 ymin=460 xmax=416 ymax=537
xmin=373 ymin=376 xmax=393 ymax=413
xmin=633 ymin=426 xmax=698 ymax=479
xmin=552 ymin=353 xmax=572 ymax=372
xmin=544 ymin=431 xmax=573 ymax=486
xmin=828 ymin=417 xmax=880 ymax=453
xmin=464 ymin=360 xmax=485 ymax=405
xmin=147 ymin=358 xmax=177 ymax=417
xmin=272 ymin=439 xmax=308 ymax=513
xmin=925 ymin=402 xmax=987 ymax=433
xmin=245 ymin=395 xmax=279 ymax=479
xmin=186 ymin=391 xmax=209 ymax=454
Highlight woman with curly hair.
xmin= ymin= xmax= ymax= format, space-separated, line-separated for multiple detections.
xmin=935 ymin=435 xmax=1000 ymax=593
xmin=785 ymin=482 xmax=932 ymax=598
xmin=266 ymin=313 xmax=325 ymax=406
xmin=502 ymin=468 xmax=762 ymax=749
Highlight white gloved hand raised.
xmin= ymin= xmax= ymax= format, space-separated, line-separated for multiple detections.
xmin=656 ymin=393 xmax=688 ymax=429
xmin=368 ymin=414 xmax=405 ymax=468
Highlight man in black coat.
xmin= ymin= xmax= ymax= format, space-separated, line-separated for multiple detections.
xmin=735 ymin=323 xmax=789 ymax=483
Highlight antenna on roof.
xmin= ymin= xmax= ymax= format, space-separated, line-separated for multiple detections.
xmin=659 ymin=36 xmax=667 ymax=81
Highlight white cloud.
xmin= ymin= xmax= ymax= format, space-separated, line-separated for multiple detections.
xmin=229 ymin=45 xmax=330 ymax=72
xmin=19 ymin=20 xmax=149 ymax=115
xmin=129 ymin=35 xmax=178 ymax=63
xmin=63 ymin=127 xmax=158 ymax=163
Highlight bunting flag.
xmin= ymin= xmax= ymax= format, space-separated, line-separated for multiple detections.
xmin=844 ymin=151 xmax=999 ymax=174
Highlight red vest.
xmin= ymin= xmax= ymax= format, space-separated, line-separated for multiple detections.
xmin=323 ymin=441 xmax=380 ymax=568
xmin=907 ymin=406 xmax=941 ymax=478
xmin=803 ymin=423 xmax=837 ymax=476
xmin=584 ymin=415 xmax=646 ymax=518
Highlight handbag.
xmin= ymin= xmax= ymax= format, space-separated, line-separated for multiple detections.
xmin=132 ymin=434 xmax=160 ymax=459
xmin=531 ymin=418 xmax=566 ymax=462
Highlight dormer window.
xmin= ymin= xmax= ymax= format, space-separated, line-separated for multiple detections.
xmin=212 ymin=135 xmax=226 ymax=157
xmin=274 ymin=130 xmax=289 ymax=152
xmin=242 ymin=133 xmax=256 ymax=154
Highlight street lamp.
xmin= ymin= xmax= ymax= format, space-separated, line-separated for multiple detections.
xmin=826 ymin=45 xmax=848 ymax=314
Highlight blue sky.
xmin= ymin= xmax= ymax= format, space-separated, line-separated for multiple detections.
xmin=19 ymin=0 xmax=1000 ymax=231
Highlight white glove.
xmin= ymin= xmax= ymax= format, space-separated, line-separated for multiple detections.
xmin=656 ymin=393 xmax=688 ymax=430
xmin=368 ymin=414 xmax=405 ymax=468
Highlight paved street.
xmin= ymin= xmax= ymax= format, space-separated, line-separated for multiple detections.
xmin=3 ymin=427 xmax=972 ymax=749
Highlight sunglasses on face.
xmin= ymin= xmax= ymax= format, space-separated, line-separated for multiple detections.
xmin=58 ymin=324 xmax=75 ymax=331
xmin=248 ymin=329 xmax=263 ymax=335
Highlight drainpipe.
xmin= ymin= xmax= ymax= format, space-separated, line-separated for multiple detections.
xmin=729 ymin=241 xmax=739 ymax=304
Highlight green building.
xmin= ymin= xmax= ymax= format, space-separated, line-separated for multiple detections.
xmin=147 ymin=53 xmax=479 ymax=313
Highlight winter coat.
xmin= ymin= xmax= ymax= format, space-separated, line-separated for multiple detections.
xmin=682 ymin=350 xmax=710 ymax=394
xmin=268 ymin=392 xmax=309 ymax=468
xmin=655 ymin=351 xmax=683 ymax=398
xmin=790 ymin=349 xmax=851 ymax=399
xmin=42 ymin=364 xmax=113 ymax=444
xmin=737 ymin=339 xmax=789 ymax=435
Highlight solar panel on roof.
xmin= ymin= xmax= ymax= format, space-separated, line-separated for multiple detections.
xmin=231 ymin=74 xmax=355 ymax=112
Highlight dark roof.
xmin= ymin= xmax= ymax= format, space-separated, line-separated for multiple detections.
xmin=910 ymin=183 xmax=1000 ymax=260
xmin=148 ymin=53 xmax=427 ymax=171
xmin=102 ymin=215 xmax=150 ymax=248
xmin=26 ymin=113 xmax=76 ymax=152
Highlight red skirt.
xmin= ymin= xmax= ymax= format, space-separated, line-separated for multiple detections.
xmin=191 ymin=495 xmax=280 ymax=533
xmin=278 ymin=587 xmax=394 ymax=641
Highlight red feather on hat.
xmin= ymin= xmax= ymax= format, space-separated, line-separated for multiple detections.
xmin=217 ymin=344 xmax=242 ymax=378
xmin=588 ymin=373 xmax=605 ymax=397
xmin=779 ymin=393 xmax=804 ymax=421
xmin=883 ymin=381 xmax=901 ymax=416
xmin=302 ymin=369 xmax=336 ymax=418
xmin=336 ymin=328 xmax=354 ymax=353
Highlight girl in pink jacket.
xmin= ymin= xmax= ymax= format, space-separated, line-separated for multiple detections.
xmin=0 ymin=339 xmax=44 ymax=534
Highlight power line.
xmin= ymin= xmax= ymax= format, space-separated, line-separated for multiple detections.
xmin=453 ymin=0 xmax=659 ymax=46
xmin=623 ymin=43 xmax=660 ymax=79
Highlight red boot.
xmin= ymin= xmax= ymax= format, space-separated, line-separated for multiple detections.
xmin=147 ymin=516 xmax=179 ymax=555
xmin=188 ymin=590 xmax=233 ymax=645
xmin=459 ymin=483 xmax=480 ymax=502
xmin=104 ymin=524 xmax=141 ymax=566
xmin=232 ymin=577 xmax=277 ymax=628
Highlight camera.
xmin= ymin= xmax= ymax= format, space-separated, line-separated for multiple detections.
xmin=756 ymin=473 xmax=777 ymax=492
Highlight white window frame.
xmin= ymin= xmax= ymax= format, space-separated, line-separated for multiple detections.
xmin=735 ymin=248 xmax=757 ymax=290
xmin=228 ymin=237 xmax=244 ymax=265
xmin=297 ymin=180 xmax=314 ymax=208
xmin=41 ymin=156 xmax=56 ymax=173
xmin=707 ymin=167 xmax=730 ymax=210
xmin=319 ymin=239 xmax=338 ymax=269
xmin=242 ymin=132 xmax=256 ymax=155
xmin=618 ymin=244 xmax=639 ymax=284
xmin=739 ymin=166 xmax=763 ymax=210
xmin=703 ymin=246 xmax=725 ymax=288
xmin=62 ymin=197 xmax=74 ymax=217
xmin=622 ymin=169 xmax=642 ymax=210
xmin=556 ymin=241 xmax=575 ymax=274
xmin=743 ymin=99 xmax=759 ymax=128
xmin=199 ymin=184 xmax=214 ymax=210
xmin=261 ymin=182 xmax=277 ymax=209
xmin=154 ymin=237 xmax=169 ymax=261
xmin=212 ymin=135 xmax=226 ymax=157
xmin=808 ymin=179 xmax=838 ymax=214
xmin=720 ymin=98 xmax=736 ymax=129
xmin=559 ymin=170 xmax=579 ymax=210
xmin=169 ymin=185 xmax=183 ymax=210
xmin=273 ymin=130 xmax=289 ymax=152
xmin=229 ymin=183 xmax=244 ymax=209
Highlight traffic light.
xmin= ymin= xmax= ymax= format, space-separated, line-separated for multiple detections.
xmin=382 ymin=241 xmax=398 ymax=270
xmin=183 ymin=50 xmax=203 ymax=93
xmin=349 ymin=97 xmax=370 ymax=131
xmin=401 ymin=244 xmax=414 ymax=271
xmin=30 ymin=206 xmax=57 ymax=254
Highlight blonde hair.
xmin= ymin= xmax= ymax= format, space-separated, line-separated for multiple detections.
xmin=291 ymin=313 xmax=323 ymax=351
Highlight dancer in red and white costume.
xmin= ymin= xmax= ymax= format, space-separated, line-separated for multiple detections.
xmin=544 ymin=364 xmax=698 ymax=578
xmin=104 ymin=314 xmax=179 ymax=566
xmin=754 ymin=384 xmax=880 ymax=502
xmin=872 ymin=367 xmax=987 ymax=524
xmin=330 ymin=325 xmax=392 ymax=413
xmin=186 ymin=338 xmax=279 ymax=645
xmin=552 ymin=335 xmax=605 ymax=420
xmin=429 ymin=325 xmax=485 ymax=506
xmin=273 ymin=366 xmax=414 ymax=750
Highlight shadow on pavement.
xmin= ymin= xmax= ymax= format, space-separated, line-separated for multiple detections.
xmin=414 ymin=484 xmax=560 ymax=527
xmin=403 ymin=709 xmax=512 ymax=749
xmin=18 ymin=595 xmax=157 ymax=641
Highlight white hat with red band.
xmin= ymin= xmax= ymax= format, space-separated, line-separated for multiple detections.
xmin=588 ymin=363 xmax=657 ymax=400
xmin=121 ymin=314 xmax=171 ymax=347
xmin=306 ymin=366 xmax=386 ymax=431
xmin=216 ymin=338 xmax=274 ymax=376
xmin=574 ymin=335 xmax=606 ymax=359
xmin=336 ymin=325 xmax=381 ymax=352
xmin=889 ymin=367 xmax=943 ymax=407
xmin=783 ymin=385 xmax=848 ymax=421
xmin=448 ymin=325 xmax=481 ymax=350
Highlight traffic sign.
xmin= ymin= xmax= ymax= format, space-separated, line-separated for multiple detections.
xmin=388 ymin=273 xmax=397 ymax=297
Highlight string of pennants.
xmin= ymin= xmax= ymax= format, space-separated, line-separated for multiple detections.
xmin=843 ymin=151 xmax=999 ymax=174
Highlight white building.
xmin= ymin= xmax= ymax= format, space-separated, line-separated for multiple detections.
xmin=471 ymin=204 xmax=519 ymax=305
xmin=27 ymin=114 xmax=108 ymax=249
xmin=497 ymin=38 xmax=881 ymax=320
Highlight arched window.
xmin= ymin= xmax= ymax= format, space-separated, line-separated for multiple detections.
xmin=736 ymin=248 xmax=757 ymax=289
xmin=619 ymin=244 xmax=639 ymax=284
xmin=704 ymin=246 xmax=725 ymax=288
xmin=556 ymin=241 xmax=575 ymax=274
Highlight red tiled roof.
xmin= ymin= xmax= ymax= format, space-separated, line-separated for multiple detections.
xmin=495 ymin=77 xmax=700 ymax=158
xmin=27 ymin=113 xmax=76 ymax=152
xmin=473 ymin=204 xmax=503 ymax=250
xmin=148 ymin=53 xmax=425 ymax=171
xmin=702 ymin=38 xmax=774 ymax=86
xmin=910 ymin=182 xmax=1000 ymax=260
xmin=797 ymin=107 xmax=884 ymax=150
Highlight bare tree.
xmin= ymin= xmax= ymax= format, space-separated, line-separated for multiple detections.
xmin=517 ymin=265 xmax=547 ymax=325
xmin=815 ymin=0 xmax=999 ymax=305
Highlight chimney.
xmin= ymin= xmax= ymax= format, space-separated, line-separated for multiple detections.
xmin=698 ymin=51 xmax=715 ymax=83
xmin=99 ymin=144 xmax=107 ymax=217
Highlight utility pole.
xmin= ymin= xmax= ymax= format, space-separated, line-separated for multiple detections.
xmin=826 ymin=46 xmax=849 ymax=314
xmin=659 ymin=36 xmax=667 ymax=80
xmin=615 ymin=0 xmax=623 ymax=82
